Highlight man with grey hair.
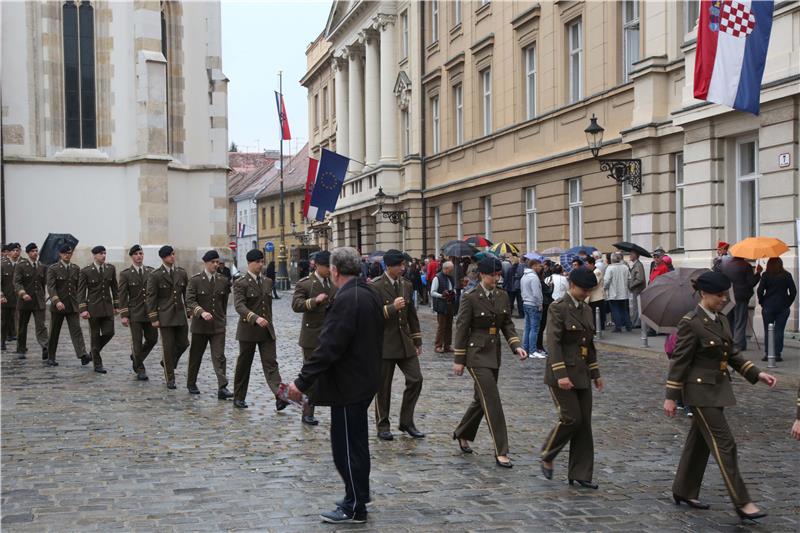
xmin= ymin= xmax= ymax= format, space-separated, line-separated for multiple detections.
xmin=431 ymin=261 xmax=456 ymax=353
xmin=289 ymin=247 xmax=384 ymax=524
xmin=592 ymin=251 xmax=607 ymax=274
xmin=604 ymin=253 xmax=632 ymax=332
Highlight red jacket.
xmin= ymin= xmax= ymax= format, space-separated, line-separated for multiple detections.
xmin=426 ymin=260 xmax=439 ymax=282
xmin=649 ymin=262 xmax=669 ymax=283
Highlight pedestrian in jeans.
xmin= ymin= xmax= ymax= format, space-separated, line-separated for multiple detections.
xmin=520 ymin=258 xmax=544 ymax=358
xmin=720 ymin=255 xmax=761 ymax=351
xmin=757 ymin=257 xmax=796 ymax=362
xmin=604 ymin=253 xmax=632 ymax=332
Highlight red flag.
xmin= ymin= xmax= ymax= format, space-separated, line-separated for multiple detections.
xmin=302 ymin=157 xmax=318 ymax=218
xmin=275 ymin=91 xmax=291 ymax=140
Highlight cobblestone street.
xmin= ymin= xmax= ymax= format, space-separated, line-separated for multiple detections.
xmin=2 ymin=293 xmax=798 ymax=532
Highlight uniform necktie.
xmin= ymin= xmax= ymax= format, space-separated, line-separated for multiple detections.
xmin=323 ymin=278 xmax=329 ymax=290
xmin=257 ymin=276 xmax=262 ymax=289
xmin=170 ymin=268 xmax=175 ymax=283
xmin=394 ymin=280 xmax=400 ymax=297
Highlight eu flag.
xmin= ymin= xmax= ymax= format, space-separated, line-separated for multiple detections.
xmin=307 ymin=148 xmax=349 ymax=222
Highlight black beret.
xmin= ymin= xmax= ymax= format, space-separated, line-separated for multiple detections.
xmin=314 ymin=250 xmax=330 ymax=266
xmin=383 ymin=249 xmax=405 ymax=267
xmin=59 ymin=244 xmax=74 ymax=253
xmin=694 ymin=271 xmax=731 ymax=294
xmin=246 ymin=249 xmax=264 ymax=262
xmin=202 ymin=250 xmax=220 ymax=262
xmin=158 ymin=245 xmax=174 ymax=258
xmin=477 ymin=257 xmax=502 ymax=274
xmin=91 ymin=245 xmax=106 ymax=255
xmin=25 ymin=242 xmax=38 ymax=253
xmin=128 ymin=244 xmax=142 ymax=256
xmin=569 ymin=267 xmax=597 ymax=289
xmin=0 ymin=244 xmax=6 ymax=252
xmin=7 ymin=242 xmax=20 ymax=250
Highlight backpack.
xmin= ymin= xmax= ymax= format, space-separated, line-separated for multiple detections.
xmin=664 ymin=332 xmax=678 ymax=359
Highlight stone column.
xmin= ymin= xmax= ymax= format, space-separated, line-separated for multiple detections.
xmin=347 ymin=45 xmax=365 ymax=172
xmin=333 ymin=56 xmax=349 ymax=156
xmin=377 ymin=15 xmax=398 ymax=164
xmin=362 ymin=29 xmax=381 ymax=167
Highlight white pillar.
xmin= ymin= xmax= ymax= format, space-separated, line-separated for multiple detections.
xmin=377 ymin=15 xmax=398 ymax=163
xmin=347 ymin=46 xmax=365 ymax=172
xmin=333 ymin=56 xmax=349 ymax=156
xmin=363 ymin=30 xmax=381 ymax=167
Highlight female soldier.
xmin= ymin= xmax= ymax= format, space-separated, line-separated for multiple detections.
xmin=540 ymin=268 xmax=603 ymax=488
xmin=452 ymin=257 xmax=527 ymax=468
xmin=664 ymin=271 xmax=777 ymax=520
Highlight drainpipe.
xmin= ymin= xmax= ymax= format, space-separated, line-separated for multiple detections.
xmin=419 ymin=1 xmax=428 ymax=256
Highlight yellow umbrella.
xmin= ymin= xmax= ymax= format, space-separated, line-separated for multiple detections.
xmin=729 ymin=237 xmax=789 ymax=260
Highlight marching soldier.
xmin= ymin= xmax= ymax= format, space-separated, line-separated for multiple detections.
xmin=145 ymin=245 xmax=190 ymax=389
xmin=119 ymin=245 xmax=158 ymax=381
xmin=372 ymin=249 xmax=425 ymax=440
xmin=540 ymin=268 xmax=603 ymax=487
xmin=78 ymin=245 xmax=119 ymax=373
xmin=664 ymin=271 xmax=777 ymax=521
xmin=452 ymin=257 xmax=526 ymax=468
xmin=46 ymin=244 xmax=90 ymax=367
xmin=291 ymin=250 xmax=336 ymax=425
xmin=232 ymin=249 xmax=287 ymax=410
xmin=185 ymin=250 xmax=232 ymax=399
xmin=1 ymin=242 xmax=21 ymax=351
xmin=13 ymin=243 xmax=49 ymax=360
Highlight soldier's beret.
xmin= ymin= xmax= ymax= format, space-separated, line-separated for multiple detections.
xmin=91 ymin=245 xmax=106 ymax=255
xmin=202 ymin=250 xmax=220 ymax=262
xmin=158 ymin=245 xmax=174 ymax=258
xmin=383 ymin=249 xmax=405 ymax=266
xmin=693 ymin=271 xmax=731 ymax=294
xmin=477 ymin=256 xmax=502 ymax=274
xmin=314 ymin=250 xmax=331 ymax=266
xmin=25 ymin=242 xmax=38 ymax=253
xmin=59 ymin=244 xmax=73 ymax=254
xmin=246 ymin=249 xmax=264 ymax=262
xmin=0 ymin=244 xmax=6 ymax=252
xmin=7 ymin=242 xmax=20 ymax=250
xmin=569 ymin=267 xmax=597 ymax=289
xmin=128 ymin=244 xmax=142 ymax=256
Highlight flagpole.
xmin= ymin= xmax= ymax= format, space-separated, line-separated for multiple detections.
xmin=276 ymin=70 xmax=289 ymax=291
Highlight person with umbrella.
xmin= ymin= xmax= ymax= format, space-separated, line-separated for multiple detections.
xmin=45 ymin=244 xmax=90 ymax=367
xmin=627 ymin=250 xmax=647 ymax=328
xmin=664 ymin=271 xmax=776 ymax=521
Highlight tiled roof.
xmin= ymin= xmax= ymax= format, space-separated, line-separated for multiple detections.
xmin=257 ymin=143 xmax=311 ymax=199
xmin=228 ymin=151 xmax=281 ymax=174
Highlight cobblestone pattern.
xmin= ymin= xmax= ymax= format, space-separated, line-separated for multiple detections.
xmin=2 ymin=294 xmax=799 ymax=532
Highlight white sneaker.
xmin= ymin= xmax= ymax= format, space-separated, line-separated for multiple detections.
xmin=528 ymin=351 xmax=546 ymax=359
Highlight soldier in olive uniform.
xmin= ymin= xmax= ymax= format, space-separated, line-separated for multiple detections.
xmin=540 ymin=268 xmax=604 ymax=488
xmin=664 ymin=271 xmax=777 ymax=521
xmin=78 ymin=245 xmax=119 ymax=373
xmin=291 ymin=250 xmax=336 ymax=425
xmin=46 ymin=245 xmax=90 ymax=367
xmin=186 ymin=250 xmax=232 ymax=399
xmin=13 ymin=243 xmax=49 ymax=360
xmin=232 ymin=249 xmax=287 ymax=410
xmin=1 ymin=242 xmax=21 ymax=351
xmin=453 ymin=257 xmax=527 ymax=468
xmin=372 ymin=249 xmax=425 ymax=440
xmin=119 ymin=245 xmax=158 ymax=381
xmin=145 ymin=245 xmax=190 ymax=389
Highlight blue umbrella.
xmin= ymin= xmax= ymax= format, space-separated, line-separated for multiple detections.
xmin=523 ymin=252 xmax=545 ymax=262
xmin=565 ymin=245 xmax=597 ymax=256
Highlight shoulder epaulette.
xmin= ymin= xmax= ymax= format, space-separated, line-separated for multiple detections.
xmin=298 ymin=276 xmax=310 ymax=283
xmin=191 ymin=272 xmax=202 ymax=278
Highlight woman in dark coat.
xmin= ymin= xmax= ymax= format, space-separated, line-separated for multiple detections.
xmin=266 ymin=261 xmax=280 ymax=299
xmin=756 ymin=257 xmax=797 ymax=362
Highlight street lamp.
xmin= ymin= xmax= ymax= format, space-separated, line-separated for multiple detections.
xmin=290 ymin=222 xmax=311 ymax=245
xmin=374 ymin=186 xmax=406 ymax=225
xmin=585 ymin=114 xmax=642 ymax=193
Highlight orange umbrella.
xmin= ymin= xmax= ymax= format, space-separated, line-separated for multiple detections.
xmin=729 ymin=237 xmax=788 ymax=260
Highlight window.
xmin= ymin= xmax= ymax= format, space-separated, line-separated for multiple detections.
xmin=322 ymin=86 xmax=329 ymax=123
xmin=290 ymin=201 xmax=296 ymax=224
xmin=685 ymin=0 xmax=700 ymax=33
xmin=454 ymin=1 xmax=462 ymax=26
xmin=431 ymin=1 xmax=439 ymax=43
xmin=331 ymin=84 xmax=336 ymax=118
xmin=481 ymin=68 xmax=492 ymax=136
xmin=622 ymin=181 xmax=633 ymax=242
xmin=402 ymin=109 xmax=411 ymax=156
xmin=401 ymin=11 xmax=409 ymax=59
xmin=62 ymin=0 xmax=96 ymax=148
xmin=349 ymin=180 xmax=363 ymax=195
xmin=568 ymin=178 xmax=583 ymax=246
xmin=675 ymin=153 xmax=685 ymax=248
xmin=431 ymin=96 xmax=440 ymax=154
xmin=525 ymin=45 xmax=536 ymax=120
xmin=270 ymin=206 xmax=275 ymax=228
xmin=261 ymin=207 xmax=266 ymax=229
xmin=434 ymin=207 xmax=441 ymax=254
xmin=483 ymin=196 xmax=492 ymax=241
xmin=622 ymin=1 xmax=640 ymax=82
xmin=736 ymin=138 xmax=759 ymax=240
xmin=454 ymin=84 xmax=464 ymax=145
xmin=455 ymin=202 xmax=464 ymax=240
xmin=568 ymin=19 xmax=583 ymax=104
xmin=368 ymin=175 xmax=377 ymax=189
xmin=314 ymin=94 xmax=320 ymax=130
xmin=525 ymin=188 xmax=537 ymax=251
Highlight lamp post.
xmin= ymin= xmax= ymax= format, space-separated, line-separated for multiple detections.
xmin=374 ymin=186 xmax=406 ymax=224
xmin=585 ymin=114 xmax=643 ymax=192
xmin=276 ymin=71 xmax=289 ymax=290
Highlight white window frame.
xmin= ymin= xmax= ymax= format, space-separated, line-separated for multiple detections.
xmin=568 ymin=19 xmax=583 ymax=104
xmin=483 ymin=196 xmax=492 ymax=241
xmin=431 ymin=96 xmax=440 ymax=154
xmin=401 ymin=11 xmax=409 ymax=59
xmin=685 ymin=0 xmax=700 ymax=34
xmin=735 ymin=136 xmax=759 ymax=241
xmin=525 ymin=45 xmax=536 ymax=120
xmin=431 ymin=0 xmax=439 ymax=43
xmin=622 ymin=0 xmax=640 ymax=82
xmin=434 ymin=207 xmax=441 ymax=254
xmin=622 ymin=181 xmax=633 ymax=242
xmin=568 ymin=177 xmax=583 ymax=247
xmin=525 ymin=187 xmax=537 ymax=252
xmin=402 ymin=109 xmax=411 ymax=156
xmin=481 ymin=68 xmax=492 ymax=136
xmin=454 ymin=0 xmax=462 ymax=26
xmin=675 ymin=153 xmax=685 ymax=248
xmin=456 ymin=202 xmax=464 ymax=240
xmin=454 ymin=84 xmax=464 ymax=145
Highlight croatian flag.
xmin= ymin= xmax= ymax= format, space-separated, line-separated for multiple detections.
xmin=694 ymin=0 xmax=774 ymax=115
xmin=274 ymin=91 xmax=292 ymax=140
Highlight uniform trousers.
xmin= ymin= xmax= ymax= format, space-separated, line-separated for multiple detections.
xmin=435 ymin=309 xmax=454 ymax=349
xmin=673 ymin=406 xmax=751 ymax=507
xmin=1 ymin=306 xmax=16 ymax=343
xmin=48 ymin=310 xmax=87 ymax=362
xmin=374 ymin=356 xmax=423 ymax=432
xmin=331 ymin=399 xmax=371 ymax=518
xmin=159 ymin=325 xmax=189 ymax=383
xmin=88 ymin=316 xmax=114 ymax=367
xmin=541 ymin=386 xmax=594 ymax=482
xmin=302 ymin=347 xmax=317 ymax=417
xmin=187 ymin=332 xmax=227 ymax=388
xmin=17 ymin=308 xmax=48 ymax=354
xmin=233 ymin=339 xmax=281 ymax=402
xmin=455 ymin=367 xmax=509 ymax=457
xmin=130 ymin=321 xmax=158 ymax=373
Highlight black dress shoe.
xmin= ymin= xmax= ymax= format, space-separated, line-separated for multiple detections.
xmin=540 ymin=461 xmax=553 ymax=480
xmin=377 ymin=431 xmax=394 ymax=441
xmin=233 ymin=399 xmax=248 ymax=408
xmin=453 ymin=432 xmax=472 ymax=453
xmin=187 ymin=385 xmax=200 ymax=395
xmin=17 ymin=352 xmax=26 ymax=359
xmin=495 ymin=458 xmax=513 ymax=468
xmin=46 ymin=360 xmax=59 ymax=367
xmin=735 ymin=507 xmax=767 ymax=521
xmin=136 ymin=372 xmax=149 ymax=381
xmin=673 ymin=494 xmax=710 ymax=509
xmin=94 ymin=366 xmax=107 ymax=374
xmin=80 ymin=354 xmax=92 ymax=365
xmin=275 ymin=398 xmax=289 ymax=411
xmin=42 ymin=347 xmax=49 ymax=360
xmin=302 ymin=415 xmax=320 ymax=426
xmin=166 ymin=380 xmax=176 ymax=390
xmin=398 ymin=425 xmax=425 ymax=439
xmin=8 ymin=335 xmax=17 ymax=341
xmin=217 ymin=387 xmax=233 ymax=400
xmin=569 ymin=479 xmax=598 ymax=489
xmin=1 ymin=343 xmax=7 ymax=351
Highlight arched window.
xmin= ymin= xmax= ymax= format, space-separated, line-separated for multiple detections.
xmin=63 ymin=0 xmax=96 ymax=148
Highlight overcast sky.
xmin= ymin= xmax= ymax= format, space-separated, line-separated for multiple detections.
xmin=222 ymin=0 xmax=332 ymax=154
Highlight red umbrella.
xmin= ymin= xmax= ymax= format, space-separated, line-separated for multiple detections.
xmin=463 ymin=235 xmax=492 ymax=248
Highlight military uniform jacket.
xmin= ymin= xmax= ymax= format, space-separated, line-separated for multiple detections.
xmin=1 ymin=258 xmax=18 ymax=309
xmin=453 ymin=285 xmax=521 ymax=369
xmin=13 ymin=258 xmax=47 ymax=310
xmin=665 ymin=306 xmax=760 ymax=407
xmin=145 ymin=265 xmax=189 ymax=327
xmin=233 ymin=272 xmax=276 ymax=342
xmin=46 ymin=262 xmax=81 ymax=313
xmin=78 ymin=264 xmax=119 ymax=317
xmin=186 ymin=272 xmax=230 ymax=335
xmin=544 ymin=296 xmax=600 ymax=388
xmin=372 ymin=274 xmax=422 ymax=359
xmin=291 ymin=273 xmax=337 ymax=349
xmin=118 ymin=265 xmax=154 ymax=322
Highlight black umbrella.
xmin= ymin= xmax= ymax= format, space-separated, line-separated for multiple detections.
xmin=613 ymin=241 xmax=651 ymax=258
xmin=39 ymin=233 xmax=79 ymax=265
xmin=442 ymin=240 xmax=478 ymax=258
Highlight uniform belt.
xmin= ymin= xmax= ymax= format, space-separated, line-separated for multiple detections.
xmin=488 ymin=327 xmax=497 ymax=335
